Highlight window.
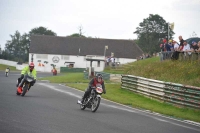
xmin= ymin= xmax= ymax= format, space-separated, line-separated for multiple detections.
xmin=36 ymin=54 xmax=48 ymax=59
xmin=61 ymin=55 xmax=70 ymax=60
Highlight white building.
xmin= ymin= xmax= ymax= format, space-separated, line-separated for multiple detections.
xmin=29 ymin=35 xmax=143 ymax=73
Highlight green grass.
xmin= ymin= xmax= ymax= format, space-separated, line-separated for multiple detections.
xmin=124 ymin=57 xmax=200 ymax=87
xmin=40 ymin=73 xmax=112 ymax=83
xmin=0 ymin=64 xmax=18 ymax=71
xmin=40 ymin=73 xmax=90 ymax=83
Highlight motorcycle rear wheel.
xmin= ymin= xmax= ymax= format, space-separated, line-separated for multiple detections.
xmin=91 ymin=97 xmax=101 ymax=112
xmin=21 ymin=84 xmax=28 ymax=96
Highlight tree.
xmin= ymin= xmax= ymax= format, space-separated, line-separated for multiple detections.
xmin=134 ymin=14 xmax=175 ymax=54
xmin=2 ymin=27 xmax=57 ymax=62
xmin=67 ymin=25 xmax=86 ymax=38
xmin=29 ymin=26 xmax=57 ymax=36
xmin=68 ymin=33 xmax=86 ymax=38
xmin=4 ymin=31 xmax=26 ymax=62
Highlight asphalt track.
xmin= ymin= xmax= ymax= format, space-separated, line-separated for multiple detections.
xmin=0 ymin=71 xmax=200 ymax=133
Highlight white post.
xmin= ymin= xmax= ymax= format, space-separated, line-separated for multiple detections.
xmin=104 ymin=46 xmax=108 ymax=57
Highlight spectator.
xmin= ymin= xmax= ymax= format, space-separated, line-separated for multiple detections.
xmin=190 ymin=41 xmax=199 ymax=52
xmin=165 ymin=41 xmax=171 ymax=51
xmin=110 ymin=57 xmax=115 ymax=67
xmin=190 ymin=41 xmax=199 ymax=60
xmin=173 ymin=40 xmax=179 ymax=51
xmin=160 ymin=43 xmax=164 ymax=51
xmin=171 ymin=40 xmax=179 ymax=60
xmin=169 ymin=41 xmax=174 ymax=51
xmin=182 ymin=40 xmax=191 ymax=57
xmin=178 ymin=36 xmax=184 ymax=51
xmin=160 ymin=39 xmax=167 ymax=52
xmin=106 ymin=57 xmax=110 ymax=66
xmin=196 ymin=41 xmax=200 ymax=52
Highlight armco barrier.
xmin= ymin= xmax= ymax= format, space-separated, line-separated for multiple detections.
xmin=121 ymin=75 xmax=200 ymax=109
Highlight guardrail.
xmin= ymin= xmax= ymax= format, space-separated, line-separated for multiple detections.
xmin=121 ymin=75 xmax=200 ymax=109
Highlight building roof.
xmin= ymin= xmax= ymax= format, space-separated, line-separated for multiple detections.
xmin=30 ymin=35 xmax=143 ymax=59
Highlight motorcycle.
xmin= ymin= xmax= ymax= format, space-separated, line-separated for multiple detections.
xmin=77 ymin=84 xmax=103 ymax=112
xmin=5 ymin=69 xmax=9 ymax=77
xmin=16 ymin=74 xmax=35 ymax=96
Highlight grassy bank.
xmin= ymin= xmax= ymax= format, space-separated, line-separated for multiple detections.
xmin=0 ymin=64 xmax=17 ymax=71
xmin=40 ymin=72 xmax=200 ymax=122
xmin=104 ymin=57 xmax=200 ymax=87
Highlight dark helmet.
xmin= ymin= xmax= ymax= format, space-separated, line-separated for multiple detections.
xmin=29 ymin=62 xmax=35 ymax=70
xmin=96 ymin=73 xmax=103 ymax=79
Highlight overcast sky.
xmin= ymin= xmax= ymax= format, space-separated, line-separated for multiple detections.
xmin=0 ymin=0 xmax=200 ymax=50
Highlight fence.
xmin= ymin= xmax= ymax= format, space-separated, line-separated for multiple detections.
xmin=159 ymin=51 xmax=200 ymax=62
xmin=121 ymin=75 xmax=200 ymax=109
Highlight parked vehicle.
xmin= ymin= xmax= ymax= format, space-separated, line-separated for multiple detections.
xmin=16 ymin=74 xmax=35 ymax=96
xmin=77 ymin=85 xmax=103 ymax=112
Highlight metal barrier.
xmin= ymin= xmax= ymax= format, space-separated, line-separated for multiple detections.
xmin=121 ymin=75 xmax=200 ymax=109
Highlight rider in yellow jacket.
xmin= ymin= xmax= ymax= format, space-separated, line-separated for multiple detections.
xmin=16 ymin=62 xmax=37 ymax=93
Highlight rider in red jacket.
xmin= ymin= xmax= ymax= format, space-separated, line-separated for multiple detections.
xmin=81 ymin=73 xmax=106 ymax=103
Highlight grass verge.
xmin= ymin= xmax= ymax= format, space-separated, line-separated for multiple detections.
xmin=0 ymin=64 xmax=18 ymax=71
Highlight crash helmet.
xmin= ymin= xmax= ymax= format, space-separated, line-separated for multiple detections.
xmin=96 ymin=73 xmax=103 ymax=79
xmin=29 ymin=62 xmax=35 ymax=70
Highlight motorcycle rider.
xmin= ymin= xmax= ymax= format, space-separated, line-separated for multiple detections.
xmin=81 ymin=73 xmax=106 ymax=104
xmin=16 ymin=62 xmax=37 ymax=93
xmin=5 ymin=67 xmax=10 ymax=73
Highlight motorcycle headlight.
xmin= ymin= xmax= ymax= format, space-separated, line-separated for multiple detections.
xmin=96 ymin=87 xmax=103 ymax=93
xmin=27 ymin=78 xmax=33 ymax=82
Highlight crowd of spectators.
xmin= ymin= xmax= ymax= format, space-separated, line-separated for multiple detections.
xmin=160 ymin=36 xmax=200 ymax=60
xmin=106 ymin=56 xmax=116 ymax=67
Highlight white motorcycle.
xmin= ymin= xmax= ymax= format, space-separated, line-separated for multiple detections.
xmin=77 ymin=84 xmax=103 ymax=112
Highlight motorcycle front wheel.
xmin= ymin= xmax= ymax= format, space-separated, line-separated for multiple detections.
xmin=91 ymin=97 xmax=101 ymax=112
xmin=21 ymin=84 xmax=28 ymax=96
xmin=80 ymin=99 xmax=87 ymax=110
